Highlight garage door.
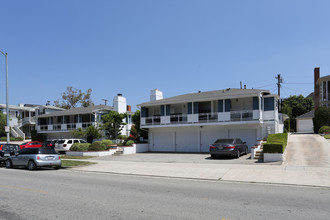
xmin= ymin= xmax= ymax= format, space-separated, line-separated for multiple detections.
xmin=200 ymin=128 xmax=227 ymax=152
xmin=152 ymin=131 xmax=174 ymax=152
xmin=297 ymin=119 xmax=313 ymax=133
xmin=175 ymin=129 xmax=198 ymax=152
xmin=229 ymin=129 xmax=257 ymax=151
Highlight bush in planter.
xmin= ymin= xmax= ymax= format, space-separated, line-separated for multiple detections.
xmin=70 ymin=143 xmax=90 ymax=151
xmin=263 ymin=143 xmax=285 ymax=153
xmin=100 ymin=139 xmax=113 ymax=150
xmin=88 ymin=141 xmax=106 ymax=151
xmin=263 ymin=133 xmax=288 ymax=153
xmin=126 ymin=140 xmax=134 ymax=146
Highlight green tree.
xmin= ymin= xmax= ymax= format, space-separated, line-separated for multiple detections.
xmin=85 ymin=125 xmax=102 ymax=143
xmin=313 ymin=107 xmax=330 ymax=133
xmin=102 ymin=111 xmax=127 ymax=139
xmin=71 ymin=126 xmax=102 ymax=143
xmin=132 ymin=110 xmax=148 ymax=139
xmin=54 ymin=86 xmax=94 ymax=109
xmin=71 ymin=128 xmax=85 ymax=139
xmin=281 ymin=95 xmax=313 ymax=118
xmin=0 ymin=112 xmax=6 ymax=137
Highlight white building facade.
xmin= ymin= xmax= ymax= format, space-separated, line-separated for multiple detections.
xmin=138 ymin=88 xmax=285 ymax=153
xmin=36 ymin=94 xmax=133 ymax=140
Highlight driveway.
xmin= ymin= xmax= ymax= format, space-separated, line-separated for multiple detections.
xmin=90 ymin=151 xmax=280 ymax=165
xmin=283 ymin=134 xmax=330 ymax=168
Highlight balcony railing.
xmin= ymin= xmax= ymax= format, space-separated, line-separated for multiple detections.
xmin=142 ymin=110 xmax=257 ymax=126
xmin=38 ymin=122 xmax=96 ymax=132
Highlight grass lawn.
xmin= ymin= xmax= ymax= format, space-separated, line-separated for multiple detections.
xmin=61 ymin=160 xmax=96 ymax=167
xmin=60 ymin=155 xmax=95 ymax=160
xmin=324 ymin=134 xmax=330 ymax=139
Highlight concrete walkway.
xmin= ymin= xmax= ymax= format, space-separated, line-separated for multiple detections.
xmin=70 ymin=135 xmax=330 ymax=188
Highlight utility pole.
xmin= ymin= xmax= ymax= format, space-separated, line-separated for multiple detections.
xmin=276 ymin=74 xmax=283 ymax=111
xmin=102 ymin=99 xmax=108 ymax=106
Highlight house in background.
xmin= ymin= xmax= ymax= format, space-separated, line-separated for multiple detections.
xmin=0 ymin=104 xmax=64 ymax=139
xmin=297 ymin=67 xmax=329 ymax=133
xmin=36 ymin=94 xmax=133 ymax=140
xmin=138 ymin=88 xmax=285 ymax=153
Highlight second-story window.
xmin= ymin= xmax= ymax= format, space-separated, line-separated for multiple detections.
xmin=264 ymin=97 xmax=274 ymax=111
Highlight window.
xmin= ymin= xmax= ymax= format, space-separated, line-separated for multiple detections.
xmin=253 ymin=97 xmax=259 ymax=110
xmin=225 ymin=99 xmax=231 ymax=112
xmin=74 ymin=140 xmax=79 ymax=143
xmin=218 ymin=100 xmax=223 ymax=112
xmin=264 ymin=97 xmax=275 ymax=111
xmin=67 ymin=140 xmax=72 ymax=144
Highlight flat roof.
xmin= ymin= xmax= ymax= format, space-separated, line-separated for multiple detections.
xmin=37 ymin=105 xmax=114 ymax=118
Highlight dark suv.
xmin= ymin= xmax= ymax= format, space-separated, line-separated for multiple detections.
xmin=6 ymin=147 xmax=61 ymax=171
xmin=0 ymin=144 xmax=20 ymax=165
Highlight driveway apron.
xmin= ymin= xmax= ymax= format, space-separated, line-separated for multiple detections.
xmin=283 ymin=134 xmax=330 ymax=167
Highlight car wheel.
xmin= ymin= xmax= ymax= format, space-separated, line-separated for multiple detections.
xmin=211 ymin=154 xmax=216 ymax=159
xmin=5 ymin=160 xmax=13 ymax=168
xmin=28 ymin=161 xmax=37 ymax=171
xmin=236 ymin=149 xmax=240 ymax=158
xmin=54 ymin=166 xmax=61 ymax=170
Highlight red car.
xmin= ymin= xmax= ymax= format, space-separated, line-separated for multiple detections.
xmin=20 ymin=141 xmax=43 ymax=149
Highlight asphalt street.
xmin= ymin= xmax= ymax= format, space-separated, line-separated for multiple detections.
xmin=1 ymin=167 xmax=330 ymax=220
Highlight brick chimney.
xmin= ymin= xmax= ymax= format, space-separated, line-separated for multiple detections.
xmin=314 ymin=67 xmax=320 ymax=109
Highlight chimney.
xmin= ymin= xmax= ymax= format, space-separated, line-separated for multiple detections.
xmin=127 ymin=105 xmax=131 ymax=112
xmin=150 ymin=89 xmax=163 ymax=101
xmin=113 ymin=94 xmax=127 ymax=113
xmin=314 ymin=67 xmax=320 ymax=110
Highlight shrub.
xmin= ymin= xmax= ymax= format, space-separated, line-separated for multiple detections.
xmin=70 ymin=143 xmax=90 ymax=151
xmin=313 ymin=107 xmax=330 ymax=133
xmin=100 ymin=139 xmax=113 ymax=150
xmin=318 ymin=126 xmax=330 ymax=134
xmin=263 ymin=143 xmax=285 ymax=153
xmin=88 ymin=141 xmax=106 ymax=151
xmin=126 ymin=140 xmax=134 ymax=146
xmin=263 ymin=133 xmax=288 ymax=153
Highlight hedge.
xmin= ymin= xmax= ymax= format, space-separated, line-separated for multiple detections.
xmin=263 ymin=133 xmax=288 ymax=153
xmin=319 ymin=126 xmax=330 ymax=134
xmin=70 ymin=143 xmax=91 ymax=151
xmin=0 ymin=137 xmax=24 ymax=141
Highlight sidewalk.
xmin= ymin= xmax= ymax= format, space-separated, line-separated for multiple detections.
xmin=70 ymin=159 xmax=330 ymax=188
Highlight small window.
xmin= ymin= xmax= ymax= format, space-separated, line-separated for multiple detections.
xmin=80 ymin=140 xmax=87 ymax=143
xmin=74 ymin=140 xmax=79 ymax=143
xmin=67 ymin=140 xmax=73 ymax=144
xmin=264 ymin=97 xmax=275 ymax=111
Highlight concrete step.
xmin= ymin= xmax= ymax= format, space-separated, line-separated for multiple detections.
xmin=113 ymin=150 xmax=123 ymax=156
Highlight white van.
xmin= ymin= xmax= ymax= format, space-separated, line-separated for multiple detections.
xmin=55 ymin=139 xmax=87 ymax=153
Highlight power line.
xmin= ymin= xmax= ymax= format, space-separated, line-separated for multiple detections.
xmin=281 ymin=85 xmax=310 ymax=94
xmin=284 ymin=82 xmax=313 ymax=85
xmin=254 ymin=83 xmax=275 ymax=89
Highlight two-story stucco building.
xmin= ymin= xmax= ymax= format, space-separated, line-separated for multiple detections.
xmin=36 ymin=94 xmax=133 ymax=140
xmin=138 ymin=88 xmax=285 ymax=153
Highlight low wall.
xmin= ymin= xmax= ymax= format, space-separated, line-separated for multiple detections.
xmin=264 ymin=153 xmax=283 ymax=162
xmin=67 ymin=149 xmax=117 ymax=157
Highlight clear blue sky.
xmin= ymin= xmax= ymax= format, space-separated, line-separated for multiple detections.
xmin=1 ymin=0 xmax=330 ymax=111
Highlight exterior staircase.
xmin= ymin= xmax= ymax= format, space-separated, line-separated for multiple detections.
xmin=254 ymin=145 xmax=264 ymax=161
xmin=11 ymin=125 xmax=25 ymax=140
xmin=113 ymin=147 xmax=123 ymax=156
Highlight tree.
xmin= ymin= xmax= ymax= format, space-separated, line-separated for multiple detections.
xmin=102 ymin=111 xmax=127 ymax=139
xmin=313 ymin=107 xmax=330 ymax=133
xmin=281 ymin=95 xmax=313 ymax=118
xmin=132 ymin=110 xmax=148 ymax=139
xmin=71 ymin=126 xmax=102 ymax=143
xmin=85 ymin=125 xmax=102 ymax=143
xmin=0 ymin=112 xmax=6 ymax=137
xmin=281 ymin=95 xmax=313 ymax=132
xmin=54 ymin=86 xmax=94 ymax=109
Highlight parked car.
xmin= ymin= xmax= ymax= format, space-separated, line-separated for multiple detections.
xmin=5 ymin=147 xmax=61 ymax=170
xmin=55 ymin=139 xmax=87 ymax=153
xmin=20 ymin=141 xmax=43 ymax=149
xmin=0 ymin=144 xmax=20 ymax=165
xmin=209 ymin=138 xmax=248 ymax=158
xmin=42 ymin=139 xmax=59 ymax=148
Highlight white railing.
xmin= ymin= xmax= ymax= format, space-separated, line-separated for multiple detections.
xmin=19 ymin=117 xmax=36 ymax=126
xmin=38 ymin=122 xmax=96 ymax=132
xmin=142 ymin=110 xmax=258 ymax=126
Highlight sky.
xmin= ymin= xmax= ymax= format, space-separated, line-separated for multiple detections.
xmin=1 ymin=0 xmax=330 ymax=111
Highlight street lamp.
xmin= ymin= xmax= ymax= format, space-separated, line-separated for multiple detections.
xmin=0 ymin=50 xmax=10 ymax=144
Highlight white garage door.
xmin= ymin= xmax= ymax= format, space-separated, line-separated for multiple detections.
xmin=297 ymin=119 xmax=313 ymax=133
xmin=229 ymin=129 xmax=257 ymax=151
xmin=152 ymin=131 xmax=174 ymax=152
xmin=200 ymin=128 xmax=227 ymax=152
xmin=175 ymin=129 xmax=198 ymax=152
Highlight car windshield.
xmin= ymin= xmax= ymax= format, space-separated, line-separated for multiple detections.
xmin=214 ymin=139 xmax=234 ymax=144
xmin=38 ymin=148 xmax=58 ymax=154
xmin=3 ymin=145 xmax=20 ymax=151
